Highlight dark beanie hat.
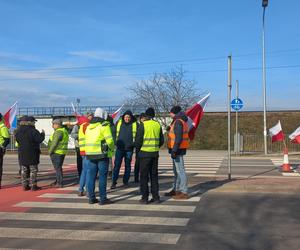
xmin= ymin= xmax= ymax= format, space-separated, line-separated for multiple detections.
xmin=145 ymin=107 xmax=155 ymax=118
xmin=170 ymin=106 xmax=182 ymax=115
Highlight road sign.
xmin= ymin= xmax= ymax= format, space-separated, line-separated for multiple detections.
xmin=231 ymin=98 xmax=243 ymax=111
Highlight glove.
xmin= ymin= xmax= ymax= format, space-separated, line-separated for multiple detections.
xmin=1 ymin=147 xmax=6 ymax=155
xmin=171 ymin=151 xmax=177 ymax=159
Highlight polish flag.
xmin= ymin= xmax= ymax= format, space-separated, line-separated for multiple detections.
xmin=111 ymin=104 xmax=124 ymax=124
xmin=185 ymin=93 xmax=210 ymax=140
xmin=3 ymin=102 xmax=18 ymax=129
xmin=289 ymin=126 xmax=300 ymax=144
xmin=71 ymin=102 xmax=88 ymax=125
xmin=269 ymin=120 xmax=285 ymax=142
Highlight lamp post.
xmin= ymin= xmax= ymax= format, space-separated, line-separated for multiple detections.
xmin=262 ymin=0 xmax=268 ymax=155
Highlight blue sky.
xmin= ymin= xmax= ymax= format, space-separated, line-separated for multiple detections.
xmin=0 ymin=0 xmax=299 ymax=112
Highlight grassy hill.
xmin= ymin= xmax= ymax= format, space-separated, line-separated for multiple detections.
xmin=190 ymin=111 xmax=300 ymax=152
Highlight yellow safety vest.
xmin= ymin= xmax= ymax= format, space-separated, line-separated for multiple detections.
xmin=85 ymin=121 xmax=114 ymax=158
xmin=140 ymin=120 xmax=161 ymax=152
xmin=0 ymin=122 xmax=10 ymax=146
xmin=78 ymin=122 xmax=88 ymax=155
xmin=116 ymin=120 xmax=137 ymax=141
xmin=49 ymin=127 xmax=69 ymax=155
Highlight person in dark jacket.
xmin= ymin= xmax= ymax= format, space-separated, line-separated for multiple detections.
xmin=165 ymin=106 xmax=190 ymax=199
xmin=133 ymin=112 xmax=146 ymax=183
xmin=111 ymin=110 xmax=137 ymax=189
xmin=15 ymin=116 xmax=45 ymax=191
xmin=106 ymin=115 xmax=116 ymax=178
xmin=135 ymin=108 xmax=164 ymax=204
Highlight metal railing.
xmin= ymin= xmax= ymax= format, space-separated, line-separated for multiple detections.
xmin=18 ymin=105 xmax=147 ymax=117
xmin=242 ymin=133 xmax=300 ymax=153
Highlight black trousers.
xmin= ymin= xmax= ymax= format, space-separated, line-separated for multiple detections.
xmin=50 ymin=153 xmax=65 ymax=185
xmin=75 ymin=147 xmax=83 ymax=177
xmin=139 ymin=156 xmax=159 ymax=200
xmin=134 ymin=155 xmax=140 ymax=182
xmin=0 ymin=149 xmax=3 ymax=187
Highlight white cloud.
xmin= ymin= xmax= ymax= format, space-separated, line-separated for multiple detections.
xmin=0 ymin=51 xmax=43 ymax=63
xmin=0 ymin=66 xmax=87 ymax=85
xmin=68 ymin=50 xmax=125 ymax=62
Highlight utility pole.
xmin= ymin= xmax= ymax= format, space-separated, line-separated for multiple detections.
xmin=228 ymin=55 xmax=232 ymax=180
xmin=235 ymin=80 xmax=239 ymax=155
xmin=262 ymin=0 xmax=268 ymax=154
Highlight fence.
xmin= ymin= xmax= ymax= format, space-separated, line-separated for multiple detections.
xmin=242 ymin=133 xmax=300 ymax=153
xmin=18 ymin=105 xmax=147 ymax=117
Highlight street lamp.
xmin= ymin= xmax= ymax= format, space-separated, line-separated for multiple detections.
xmin=262 ymin=0 xmax=268 ymax=154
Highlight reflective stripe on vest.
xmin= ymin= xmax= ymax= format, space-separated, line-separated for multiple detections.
xmin=140 ymin=120 xmax=161 ymax=152
xmin=49 ymin=127 xmax=69 ymax=155
xmin=167 ymin=119 xmax=190 ymax=149
xmin=116 ymin=120 xmax=137 ymax=141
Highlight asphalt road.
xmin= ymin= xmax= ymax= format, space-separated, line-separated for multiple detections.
xmin=1 ymin=187 xmax=300 ymax=250
xmin=1 ymin=151 xmax=300 ymax=249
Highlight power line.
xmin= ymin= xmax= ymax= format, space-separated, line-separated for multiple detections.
xmin=0 ymin=64 xmax=299 ymax=82
xmin=0 ymin=48 xmax=299 ymax=73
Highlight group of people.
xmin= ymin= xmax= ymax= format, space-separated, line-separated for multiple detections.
xmin=0 ymin=105 xmax=190 ymax=204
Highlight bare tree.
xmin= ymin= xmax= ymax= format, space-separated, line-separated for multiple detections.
xmin=126 ymin=67 xmax=202 ymax=128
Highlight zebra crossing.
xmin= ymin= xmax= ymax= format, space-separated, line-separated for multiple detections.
xmin=0 ymin=184 xmax=202 ymax=248
xmin=116 ymin=154 xmax=224 ymax=177
xmin=157 ymin=155 xmax=224 ymax=177
xmin=270 ymin=158 xmax=300 ymax=177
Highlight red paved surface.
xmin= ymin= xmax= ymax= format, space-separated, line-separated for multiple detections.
xmin=0 ymin=162 xmax=136 ymax=212
xmin=0 ymin=185 xmax=74 ymax=212
xmin=0 ymin=164 xmax=78 ymax=212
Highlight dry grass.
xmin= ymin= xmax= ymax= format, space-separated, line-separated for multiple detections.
xmin=190 ymin=111 xmax=300 ymax=152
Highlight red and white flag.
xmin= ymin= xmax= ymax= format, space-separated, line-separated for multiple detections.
xmin=111 ymin=104 xmax=124 ymax=124
xmin=71 ymin=102 xmax=89 ymax=124
xmin=269 ymin=120 xmax=285 ymax=142
xmin=185 ymin=93 xmax=210 ymax=140
xmin=3 ymin=102 xmax=18 ymax=129
xmin=289 ymin=126 xmax=300 ymax=144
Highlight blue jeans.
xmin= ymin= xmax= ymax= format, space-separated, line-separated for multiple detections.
xmin=87 ymin=158 xmax=109 ymax=202
xmin=112 ymin=149 xmax=133 ymax=184
xmin=78 ymin=156 xmax=89 ymax=192
xmin=172 ymin=155 xmax=188 ymax=194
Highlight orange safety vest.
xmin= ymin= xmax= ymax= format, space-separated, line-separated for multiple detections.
xmin=168 ymin=119 xmax=190 ymax=149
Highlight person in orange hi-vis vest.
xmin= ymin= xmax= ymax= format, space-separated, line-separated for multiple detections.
xmin=165 ymin=106 xmax=190 ymax=199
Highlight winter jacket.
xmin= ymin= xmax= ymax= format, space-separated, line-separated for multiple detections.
xmin=70 ymin=125 xmax=79 ymax=148
xmin=168 ymin=111 xmax=189 ymax=155
xmin=116 ymin=110 xmax=136 ymax=151
xmin=135 ymin=118 xmax=164 ymax=158
xmin=15 ymin=125 xmax=45 ymax=165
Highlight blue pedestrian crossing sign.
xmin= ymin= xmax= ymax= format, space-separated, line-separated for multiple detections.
xmin=231 ymin=98 xmax=243 ymax=111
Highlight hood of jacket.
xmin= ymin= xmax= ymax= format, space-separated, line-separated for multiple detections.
xmin=121 ymin=110 xmax=136 ymax=124
xmin=89 ymin=117 xmax=106 ymax=129
xmin=174 ymin=111 xmax=188 ymax=122
xmin=18 ymin=124 xmax=35 ymax=131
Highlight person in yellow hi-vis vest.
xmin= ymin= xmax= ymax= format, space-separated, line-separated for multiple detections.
xmin=0 ymin=113 xmax=10 ymax=189
xmin=135 ymin=107 xmax=164 ymax=204
xmin=48 ymin=119 xmax=69 ymax=188
xmin=85 ymin=108 xmax=115 ymax=205
xmin=111 ymin=110 xmax=137 ymax=189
